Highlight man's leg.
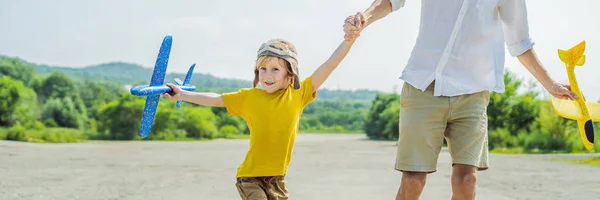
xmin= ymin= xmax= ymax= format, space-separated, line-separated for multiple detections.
xmin=451 ymin=164 xmax=478 ymax=200
xmin=395 ymin=82 xmax=449 ymax=200
xmin=396 ymin=171 xmax=427 ymax=200
xmin=445 ymin=90 xmax=491 ymax=200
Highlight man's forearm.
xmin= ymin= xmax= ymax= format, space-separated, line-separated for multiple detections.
xmin=517 ymin=48 xmax=554 ymax=89
xmin=363 ymin=0 xmax=393 ymax=27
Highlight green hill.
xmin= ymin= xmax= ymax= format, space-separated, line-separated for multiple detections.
xmin=15 ymin=58 xmax=380 ymax=100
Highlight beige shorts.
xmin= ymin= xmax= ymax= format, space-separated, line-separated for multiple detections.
xmin=236 ymin=176 xmax=288 ymax=200
xmin=395 ymin=82 xmax=490 ymax=173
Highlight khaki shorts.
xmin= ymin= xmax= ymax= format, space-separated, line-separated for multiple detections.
xmin=395 ymin=82 xmax=490 ymax=173
xmin=236 ymin=176 xmax=288 ymax=200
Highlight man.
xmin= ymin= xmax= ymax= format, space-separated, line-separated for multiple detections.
xmin=343 ymin=0 xmax=577 ymax=199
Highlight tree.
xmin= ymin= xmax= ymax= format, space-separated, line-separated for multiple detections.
xmin=0 ymin=58 xmax=35 ymax=86
xmin=364 ymin=93 xmax=400 ymax=140
xmin=147 ymin=100 xmax=186 ymax=140
xmin=0 ymin=76 xmax=39 ymax=127
xmin=42 ymin=97 xmax=84 ymax=128
xmin=180 ymin=107 xmax=218 ymax=139
xmin=34 ymin=71 xmax=78 ymax=102
xmin=487 ymin=71 xmax=541 ymax=149
xmin=78 ymin=80 xmax=122 ymax=119
xmin=98 ymin=93 xmax=145 ymax=140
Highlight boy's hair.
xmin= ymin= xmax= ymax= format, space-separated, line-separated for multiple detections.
xmin=253 ymin=39 xmax=300 ymax=90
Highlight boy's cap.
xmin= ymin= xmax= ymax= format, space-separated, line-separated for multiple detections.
xmin=256 ymin=40 xmax=299 ymax=76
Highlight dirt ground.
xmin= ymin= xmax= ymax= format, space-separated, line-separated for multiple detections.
xmin=1 ymin=134 xmax=599 ymax=200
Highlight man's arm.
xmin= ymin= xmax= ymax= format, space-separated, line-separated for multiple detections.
xmin=516 ymin=49 xmax=553 ymax=88
xmin=499 ymin=0 xmax=576 ymax=100
xmin=517 ymin=49 xmax=577 ymax=100
xmin=344 ymin=0 xmax=399 ymax=40
xmin=362 ymin=0 xmax=394 ymax=27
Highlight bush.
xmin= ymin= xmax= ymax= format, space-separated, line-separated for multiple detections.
xmin=3 ymin=125 xmax=86 ymax=143
xmin=219 ymin=125 xmax=240 ymax=138
xmin=364 ymin=93 xmax=400 ymax=140
xmin=181 ymin=107 xmax=218 ymax=139
xmin=6 ymin=123 xmax=26 ymax=141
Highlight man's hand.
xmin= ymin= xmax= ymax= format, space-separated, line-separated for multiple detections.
xmin=516 ymin=49 xmax=579 ymax=101
xmin=343 ymin=12 xmax=366 ymax=41
xmin=546 ymin=81 xmax=578 ymax=100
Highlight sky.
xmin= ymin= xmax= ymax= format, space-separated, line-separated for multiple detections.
xmin=1 ymin=0 xmax=599 ymax=100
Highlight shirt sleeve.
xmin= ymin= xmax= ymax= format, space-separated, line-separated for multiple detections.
xmin=498 ymin=0 xmax=535 ymax=57
xmin=390 ymin=0 xmax=406 ymax=12
xmin=221 ymin=88 xmax=250 ymax=116
xmin=300 ymin=76 xmax=317 ymax=106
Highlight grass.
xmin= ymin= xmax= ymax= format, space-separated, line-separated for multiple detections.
xmin=553 ymin=156 xmax=600 ymax=166
xmin=490 ymin=147 xmax=574 ymax=154
xmin=490 ymin=146 xmax=600 ymax=167
xmin=299 ymin=131 xmax=364 ymax=134
xmin=0 ymin=127 xmax=88 ymax=143
xmin=490 ymin=147 xmax=526 ymax=154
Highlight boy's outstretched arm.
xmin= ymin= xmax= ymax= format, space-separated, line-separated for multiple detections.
xmin=311 ymin=18 xmax=364 ymax=93
xmin=310 ymin=41 xmax=355 ymax=93
xmin=163 ymin=83 xmax=225 ymax=107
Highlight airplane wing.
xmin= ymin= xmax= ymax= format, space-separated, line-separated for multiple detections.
xmin=589 ymin=102 xmax=600 ymax=122
xmin=551 ymin=97 xmax=600 ymax=122
xmin=140 ymin=95 xmax=160 ymax=138
xmin=174 ymin=78 xmax=183 ymax=85
xmin=149 ymin=35 xmax=173 ymax=86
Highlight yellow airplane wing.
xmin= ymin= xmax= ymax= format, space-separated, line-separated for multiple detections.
xmin=590 ymin=101 xmax=600 ymax=121
xmin=551 ymin=97 xmax=600 ymax=122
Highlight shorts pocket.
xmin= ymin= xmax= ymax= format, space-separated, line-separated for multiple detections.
xmin=400 ymin=82 xmax=412 ymax=106
xmin=236 ymin=182 xmax=249 ymax=200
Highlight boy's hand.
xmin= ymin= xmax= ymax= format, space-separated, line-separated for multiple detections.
xmin=344 ymin=12 xmax=365 ymax=41
xmin=162 ymin=83 xmax=183 ymax=101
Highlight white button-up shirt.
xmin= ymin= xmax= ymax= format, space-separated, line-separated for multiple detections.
xmin=391 ymin=0 xmax=534 ymax=96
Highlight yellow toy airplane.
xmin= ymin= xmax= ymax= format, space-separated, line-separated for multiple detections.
xmin=551 ymin=40 xmax=600 ymax=151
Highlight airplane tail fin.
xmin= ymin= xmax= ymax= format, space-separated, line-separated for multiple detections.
xmin=175 ymin=63 xmax=196 ymax=108
xmin=183 ymin=64 xmax=195 ymax=85
xmin=558 ymin=40 xmax=586 ymax=66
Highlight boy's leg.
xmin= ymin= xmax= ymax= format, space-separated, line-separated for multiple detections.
xmin=264 ymin=176 xmax=288 ymax=200
xmin=444 ymin=90 xmax=491 ymax=200
xmin=236 ymin=177 xmax=268 ymax=200
xmin=395 ymin=82 xmax=450 ymax=199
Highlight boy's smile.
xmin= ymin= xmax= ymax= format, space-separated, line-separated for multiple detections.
xmin=258 ymin=57 xmax=291 ymax=93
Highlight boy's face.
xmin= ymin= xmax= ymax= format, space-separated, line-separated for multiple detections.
xmin=258 ymin=57 xmax=291 ymax=93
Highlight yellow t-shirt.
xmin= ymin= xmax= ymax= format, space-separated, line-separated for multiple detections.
xmin=222 ymin=76 xmax=317 ymax=178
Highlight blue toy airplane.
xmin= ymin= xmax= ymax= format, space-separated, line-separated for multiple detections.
xmin=130 ymin=34 xmax=197 ymax=138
